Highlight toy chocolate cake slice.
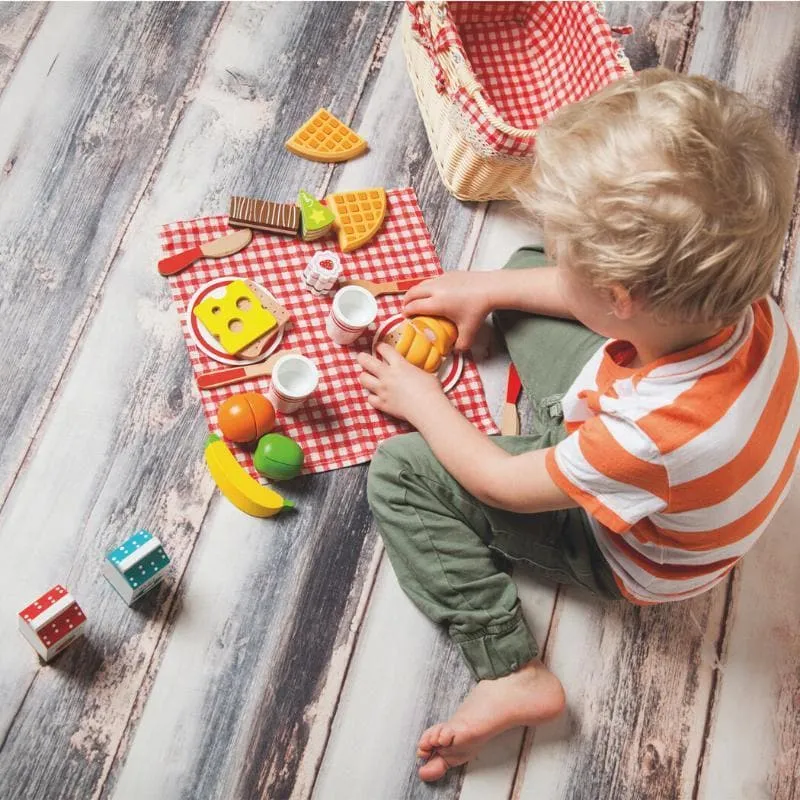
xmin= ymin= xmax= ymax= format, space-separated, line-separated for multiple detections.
xmin=229 ymin=196 xmax=300 ymax=236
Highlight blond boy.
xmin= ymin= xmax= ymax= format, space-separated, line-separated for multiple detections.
xmin=358 ymin=68 xmax=798 ymax=781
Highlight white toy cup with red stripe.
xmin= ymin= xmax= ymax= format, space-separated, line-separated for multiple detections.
xmin=326 ymin=285 xmax=378 ymax=346
xmin=267 ymin=354 xmax=320 ymax=415
xmin=18 ymin=585 xmax=86 ymax=662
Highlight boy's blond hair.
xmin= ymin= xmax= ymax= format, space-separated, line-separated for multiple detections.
xmin=519 ymin=67 xmax=796 ymax=324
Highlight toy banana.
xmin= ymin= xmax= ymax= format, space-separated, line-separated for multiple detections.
xmin=204 ymin=434 xmax=295 ymax=517
xmin=395 ymin=316 xmax=458 ymax=372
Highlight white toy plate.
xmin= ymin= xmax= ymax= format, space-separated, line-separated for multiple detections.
xmin=372 ymin=314 xmax=464 ymax=394
xmin=187 ymin=276 xmax=285 ymax=366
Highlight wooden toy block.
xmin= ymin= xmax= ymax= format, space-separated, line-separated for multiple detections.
xmin=237 ymin=279 xmax=291 ymax=360
xmin=18 ymin=585 xmax=86 ymax=662
xmin=103 ymin=530 xmax=170 ymax=606
xmin=325 ymin=188 xmax=386 ymax=252
xmin=297 ymin=189 xmax=335 ymax=241
xmin=501 ymin=363 xmax=522 ymax=436
xmin=228 ymin=196 xmax=301 ymax=236
xmin=193 ymin=279 xmax=277 ymax=354
xmin=285 ymin=109 xmax=367 ymax=163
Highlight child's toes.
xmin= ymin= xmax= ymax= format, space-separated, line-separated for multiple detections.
xmin=436 ymin=725 xmax=456 ymax=748
xmin=418 ymin=723 xmax=443 ymax=752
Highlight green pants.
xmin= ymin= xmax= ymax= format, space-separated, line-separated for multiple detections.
xmin=367 ymin=247 xmax=621 ymax=682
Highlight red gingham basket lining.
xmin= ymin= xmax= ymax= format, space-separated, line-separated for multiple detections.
xmin=411 ymin=1 xmax=628 ymax=157
xmin=160 ymin=188 xmax=498 ymax=479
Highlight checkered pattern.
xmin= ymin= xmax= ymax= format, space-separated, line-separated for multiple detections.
xmin=408 ymin=1 xmax=628 ymax=157
xmin=160 ymin=188 xmax=498 ymax=477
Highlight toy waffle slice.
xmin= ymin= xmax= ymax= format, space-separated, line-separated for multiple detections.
xmin=325 ymin=188 xmax=387 ymax=253
xmin=229 ymin=196 xmax=300 ymax=236
xmin=237 ymin=280 xmax=291 ymax=360
xmin=285 ymin=109 xmax=367 ymax=163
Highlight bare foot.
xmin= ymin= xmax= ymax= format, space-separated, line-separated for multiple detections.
xmin=416 ymin=659 xmax=565 ymax=782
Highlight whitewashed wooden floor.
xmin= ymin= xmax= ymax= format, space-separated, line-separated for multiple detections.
xmin=0 ymin=3 xmax=798 ymax=799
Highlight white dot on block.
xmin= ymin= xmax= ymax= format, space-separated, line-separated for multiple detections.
xmin=132 ymin=582 xmax=138 ymax=587
xmin=23 ymin=614 xmax=30 ymax=620
xmin=54 ymin=627 xmax=59 ymax=633
xmin=44 ymin=638 xmax=50 ymax=645
xmin=150 ymin=561 xmax=155 ymax=566
xmin=36 ymin=603 xmax=41 ymax=608
xmin=47 ymin=596 xmax=53 ymax=602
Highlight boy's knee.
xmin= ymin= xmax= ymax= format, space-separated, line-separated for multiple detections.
xmin=367 ymin=433 xmax=433 ymax=508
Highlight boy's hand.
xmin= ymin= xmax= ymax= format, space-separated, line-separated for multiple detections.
xmin=358 ymin=344 xmax=445 ymax=423
xmin=403 ymin=272 xmax=493 ymax=350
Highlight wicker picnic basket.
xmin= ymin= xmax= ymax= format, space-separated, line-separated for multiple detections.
xmin=402 ymin=1 xmax=633 ymax=201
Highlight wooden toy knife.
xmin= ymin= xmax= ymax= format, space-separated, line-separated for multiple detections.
xmin=500 ymin=363 xmax=522 ymax=436
xmin=157 ymin=228 xmax=253 ymax=277
xmin=196 ymin=349 xmax=299 ymax=390
xmin=341 ymin=277 xmax=426 ymax=297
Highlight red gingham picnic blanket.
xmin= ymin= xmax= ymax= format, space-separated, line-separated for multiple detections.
xmin=160 ymin=187 xmax=498 ymax=477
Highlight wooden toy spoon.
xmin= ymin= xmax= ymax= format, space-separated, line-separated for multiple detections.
xmin=196 ymin=349 xmax=299 ymax=390
xmin=340 ymin=277 xmax=426 ymax=297
xmin=157 ymin=228 xmax=253 ymax=277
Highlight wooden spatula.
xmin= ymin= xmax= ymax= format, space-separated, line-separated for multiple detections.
xmin=196 ymin=349 xmax=299 ymax=390
xmin=157 ymin=228 xmax=253 ymax=277
xmin=340 ymin=277 xmax=426 ymax=297
xmin=500 ymin=364 xmax=522 ymax=435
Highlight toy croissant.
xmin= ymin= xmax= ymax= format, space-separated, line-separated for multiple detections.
xmin=395 ymin=316 xmax=458 ymax=372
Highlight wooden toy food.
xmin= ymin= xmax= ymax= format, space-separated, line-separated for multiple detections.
xmin=285 ymin=109 xmax=367 ymax=163
xmin=157 ymin=228 xmax=252 ymax=276
xmin=204 ymin=435 xmax=294 ymax=517
xmin=103 ymin=530 xmax=171 ymax=605
xmin=18 ymin=585 xmax=86 ymax=662
xmin=193 ymin=279 xmax=277 ymax=355
xmin=217 ymin=392 xmax=276 ymax=444
xmin=341 ymin=276 xmax=425 ymax=297
xmin=325 ymin=188 xmax=386 ymax=252
xmin=297 ymin=189 xmax=335 ymax=241
xmin=196 ymin=349 xmax=300 ymax=390
xmin=229 ymin=196 xmax=301 ymax=236
xmin=253 ymin=433 xmax=305 ymax=481
xmin=395 ymin=316 xmax=458 ymax=372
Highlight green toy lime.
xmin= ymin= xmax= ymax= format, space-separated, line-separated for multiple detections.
xmin=253 ymin=433 xmax=305 ymax=481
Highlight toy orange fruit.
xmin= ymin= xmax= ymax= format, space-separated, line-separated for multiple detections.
xmin=326 ymin=188 xmax=386 ymax=252
xmin=285 ymin=109 xmax=368 ymax=163
xmin=395 ymin=316 xmax=458 ymax=373
xmin=217 ymin=392 xmax=276 ymax=444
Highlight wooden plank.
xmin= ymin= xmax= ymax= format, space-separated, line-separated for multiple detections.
xmin=304 ymin=22 xmax=502 ymax=798
xmin=511 ymin=4 xmax=800 ymax=799
xmin=0 ymin=2 xmax=222 ymax=502
xmin=62 ymin=4 xmax=404 ymax=800
xmin=0 ymin=0 xmax=222 ymax=748
xmin=0 ymin=3 xmax=388 ymax=799
xmin=603 ymin=1 xmax=699 ymax=72
xmin=682 ymin=4 xmax=800 ymax=797
xmin=0 ymin=3 xmax=46 ymax=93
xmin=320 ymin=4 xmax=707 ymax=797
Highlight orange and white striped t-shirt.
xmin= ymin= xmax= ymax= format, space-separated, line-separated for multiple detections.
xmin=545 ymin=297 xmax=799 ymax=605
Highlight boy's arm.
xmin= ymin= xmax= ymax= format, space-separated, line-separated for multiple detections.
xmin=403 ymin=267 xmax=573 ymax=352
xmin=484 ymin=266 xmax=574 ymax=320
xmin=412 ymin=390 xmax=576 ymax=513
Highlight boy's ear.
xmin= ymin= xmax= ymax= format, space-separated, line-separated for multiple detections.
xmin=609 ymin=284 xmax=635 ymax=320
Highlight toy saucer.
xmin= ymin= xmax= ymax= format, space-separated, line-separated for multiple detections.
xmin=187 ymin=277 xmax=285 ymax=366
xmin=372 ymin=314 xmax=464 ymax=393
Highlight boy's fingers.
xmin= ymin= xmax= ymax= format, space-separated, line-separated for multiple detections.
xmin=359 ymin=372 xmax=380 ymax=393
xmin=403 ymin=297 xmax=439 ymax=316
xmin=357 ymin=351 xmax=384 ymax=375
xmin=402 ymin=282 xmax=432 ymax=304
xmin=376 ymin=342 xmax=403 ymax=364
